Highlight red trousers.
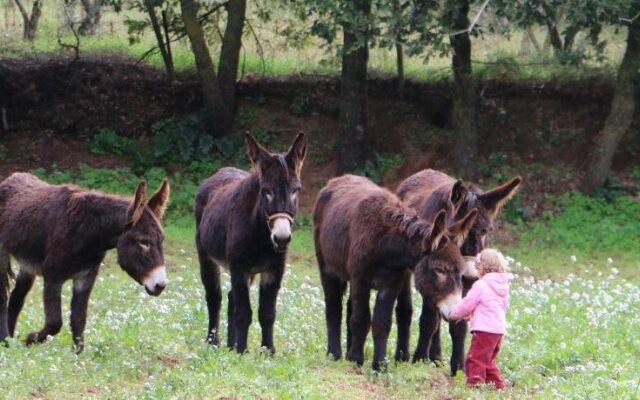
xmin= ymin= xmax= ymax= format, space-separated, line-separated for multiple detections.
xmin=465 ymin=331 xmax=505 ymax=389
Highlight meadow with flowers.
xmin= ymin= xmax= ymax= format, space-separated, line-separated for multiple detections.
xmin=0 ymin=217 xmax=638 ymax=399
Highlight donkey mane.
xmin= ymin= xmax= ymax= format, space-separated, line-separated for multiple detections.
xmin=380 ymin=201 xmax=431 ymax=241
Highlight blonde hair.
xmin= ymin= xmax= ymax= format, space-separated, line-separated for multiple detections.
xmin=476 ymin=248 xmax=507 ymax=275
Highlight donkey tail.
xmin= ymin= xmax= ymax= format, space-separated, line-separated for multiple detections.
xmin=0 ymin=242 xmax=14 ymax=308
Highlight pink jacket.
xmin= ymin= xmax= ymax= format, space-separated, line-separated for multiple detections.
xmin=450 ymin=272 xmax=509 ymax=335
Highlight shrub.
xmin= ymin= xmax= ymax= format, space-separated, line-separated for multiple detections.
xmin=520 ymin=191 xmax=640 ymax=254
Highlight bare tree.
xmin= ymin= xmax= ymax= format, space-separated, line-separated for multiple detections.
xmin=14 ymin=0 xmax=42 ymax=40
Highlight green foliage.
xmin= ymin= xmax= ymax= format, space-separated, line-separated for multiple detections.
xmin=375 ymin=152 xmax=403 ymax=180
xmin=479 ymin=152 xmax=509 ymax=180
xmin=289 ymin=95 xmax=311 ymax=115
xmin=520 ymin=191 xmax=640 ymax=253
xmin=88 ymin=128 xmax=138 ymax=158
xmin=354 ymin=159 xmax=381 ymax=183
xmin=236 ymin=106 xmax=260 ymax=128
xmin=152 ymin=116 xmax=215 ymax=163
xmin=629 ymin=166 xmax=640 ymax=181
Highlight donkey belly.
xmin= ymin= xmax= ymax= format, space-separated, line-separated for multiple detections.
xmin=14 ymin=257 xmax=43 ymax=276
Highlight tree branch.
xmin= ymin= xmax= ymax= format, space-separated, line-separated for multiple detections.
xmin=452 ymin=0 xmax=490 ymax=36
xmin=14 ymin=0 xmax=29 ymax=21
xmin=620 ymin=11 xmax=640 ymax=25
xmin=135 ymin=1 xmax=228 ymax=65
xmin=245 ymin=18 xmax=265 ymax=77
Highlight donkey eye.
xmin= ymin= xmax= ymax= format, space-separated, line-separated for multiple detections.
xmin=262 ymin=189 xmax=274 ymax=202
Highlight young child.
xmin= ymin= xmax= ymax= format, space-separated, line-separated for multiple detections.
xmin=450 ymin=248 xmax=510 ymax=389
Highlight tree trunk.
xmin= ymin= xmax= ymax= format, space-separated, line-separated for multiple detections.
xmin=396 ymin=43 xmax=405 ymax=100
xmin=563 ymin=24 xmax=580 ymax=52
xmin=450 ymin=0 xmax=477 ymax=181
xmin=15 ymin=0 xmax=42 ymax=40
xmin=545 ymin=19 xmax=563 ymax=52
xmin=144 ymin=0 xmax=175 ymax=82
xmin=78 ymin=0 xmax=101 ymax=36
xmin=339 ymin=0 xmax=371 ymax=173
xmin=180 ymin=0 xmax=233 ymax=136
xmin=218 ymin=0 xmax=246 ymax=109
xmin=580 ymin=21 xmax=640 ymax=193
xmin=393 ymin=0 xmax=404 ymax=100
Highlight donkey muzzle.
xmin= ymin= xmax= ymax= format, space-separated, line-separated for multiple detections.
xmin=143 ymin=266 xmax=168 ymax=296
xmin=437 ymin=291 xmax=462 ymax=321
xmin=268 ymin=213 xmax=294 ymax=252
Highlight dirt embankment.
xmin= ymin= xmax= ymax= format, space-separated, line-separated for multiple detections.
xmin=0 ymin=57 xmax=638 ymax=215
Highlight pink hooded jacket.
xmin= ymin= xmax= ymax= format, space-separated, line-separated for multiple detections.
xmin=450 ymin=272 xmax=509 ymax=335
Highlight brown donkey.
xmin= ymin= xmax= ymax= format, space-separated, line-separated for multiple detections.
xmin=0 ymin=173 xmax=170 ymax=351
xmin=313 ymin=174 xmax=477 ymax=371
xmin=397 ymin=169 xmax=521 ymax=375
xmin=195 ymin=133 xmax=306 ymax=353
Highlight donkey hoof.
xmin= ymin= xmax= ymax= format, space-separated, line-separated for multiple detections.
xmin=394 ymin=351 xmax=410 ymax=363
xmin=432 ymin=359 xmax=445 ymax=368
xmin=346 ymin=352 xmax=364 ymax=366
xmin=73 ymin=339 xmax=85 ymax=354
xmin=258 ymin=345 xmax=276 ymax=356
xmin=25 ymin=332 xmax=41 ymax=346
xmin=205 ymin=334 xmax=219 ymax=347
xmin=1 ymin=338 xmax=8 ymax=348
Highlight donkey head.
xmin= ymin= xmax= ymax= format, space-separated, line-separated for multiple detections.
xmin=415 ymin=208 xmax=477 ymax=320
xmin=117 ymin=179 xmax=170 ymax=296
xmin=245 ymin=132 xmax=307 ymax=252
xmin=456 ymin=176 xmax=521 ymax=260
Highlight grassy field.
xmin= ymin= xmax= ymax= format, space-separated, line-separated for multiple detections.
xmin=0 ymin=0 xmax=628 ymax=82
xmin=0 ymin=215 xmax=639 ymax=399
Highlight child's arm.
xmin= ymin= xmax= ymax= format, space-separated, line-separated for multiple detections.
xmin=450 ymin=283 xmax=482 ymax=321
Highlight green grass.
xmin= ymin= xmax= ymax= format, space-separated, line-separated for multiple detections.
xmin=1 ymin=224 xmax=639 ymax=399
xmin=0 ymin=7 xmax=626 ymax=83
xmin=2 ymin=160 xmax=639 ymax=398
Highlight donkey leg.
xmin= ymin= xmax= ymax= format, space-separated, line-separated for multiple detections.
xmin=413 ymin=298 xmax=441 ymax=363
xmin=198 ymin=247 xmax=222 ymax=346
xmin=394 ymin=276 xmax=413 ymax=362
xmin=230 ymin=271 xmax=252 ymax=354
xmin=428 ymin=324 xmax=443 ymax=363
xmin=371 ymin=287 xmax=400 ymax=372
xmin=449 ymin=319 xmax=467 ymax=376
xmin=0 ymin=247 xmax=11 ymax=344
xmin=8 ymin=271 xmax=35 ymax=337
xmin=227 ymin=290 xmax=235 ymax=349
xmin=320 ymin=270 xmax=346 ymax=360
xmin=70 ymin=269 xmax=98 ymax=353
xmin=26 ymin=278 xmax=63 ymax=345
xmin=258 ymin=266 xmax=284 ymax=354
xmin=346 ymin=293 xmax=352 ymax=353
xmin=346 ymin=278 xmax=371 ymax=366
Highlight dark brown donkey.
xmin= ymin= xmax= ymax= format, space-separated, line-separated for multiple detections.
xmin=397 ymin=169 xmax=521 ymax=375
xmin=0 ymin=173 xmax=170 ymax=351
xmin=195 ymin=133 xmax=306 ymax=353
xmin=313 ymin=174 xmax=477 ymax=371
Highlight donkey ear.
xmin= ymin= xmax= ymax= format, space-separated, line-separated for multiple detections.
xmin=147 ymin=178 xmax=170 ymax=220
xmin=128 ymin=181 xmax=147 ymax=226
xmin=423 ymin=209 xmax=447 ymax=254
xmin=245 ymin=133 xmax=271 ymax=167
xmin=449 ymin=208 xmax=477 ymax=247
xmin=285 ymin=132 xmax=307 ymax=175
xmin=478 ymin=176 xmax=522 ymax=218
xmin=450 ymin=180 xmax=468 ymax=211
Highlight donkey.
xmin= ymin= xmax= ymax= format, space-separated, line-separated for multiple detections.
xmin=195 ymin=133 xmax=306 ymax=354
xmin=0 ymin=173 xmax=170 ymax=351
xmin=397 ymin=169 xmax=521 ymax=375
xmin=313 ymin=174 xmax=477 ymax=371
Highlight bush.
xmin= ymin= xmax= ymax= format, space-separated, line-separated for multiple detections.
xmin=520 ymin=191 xmax=640 ymax=254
